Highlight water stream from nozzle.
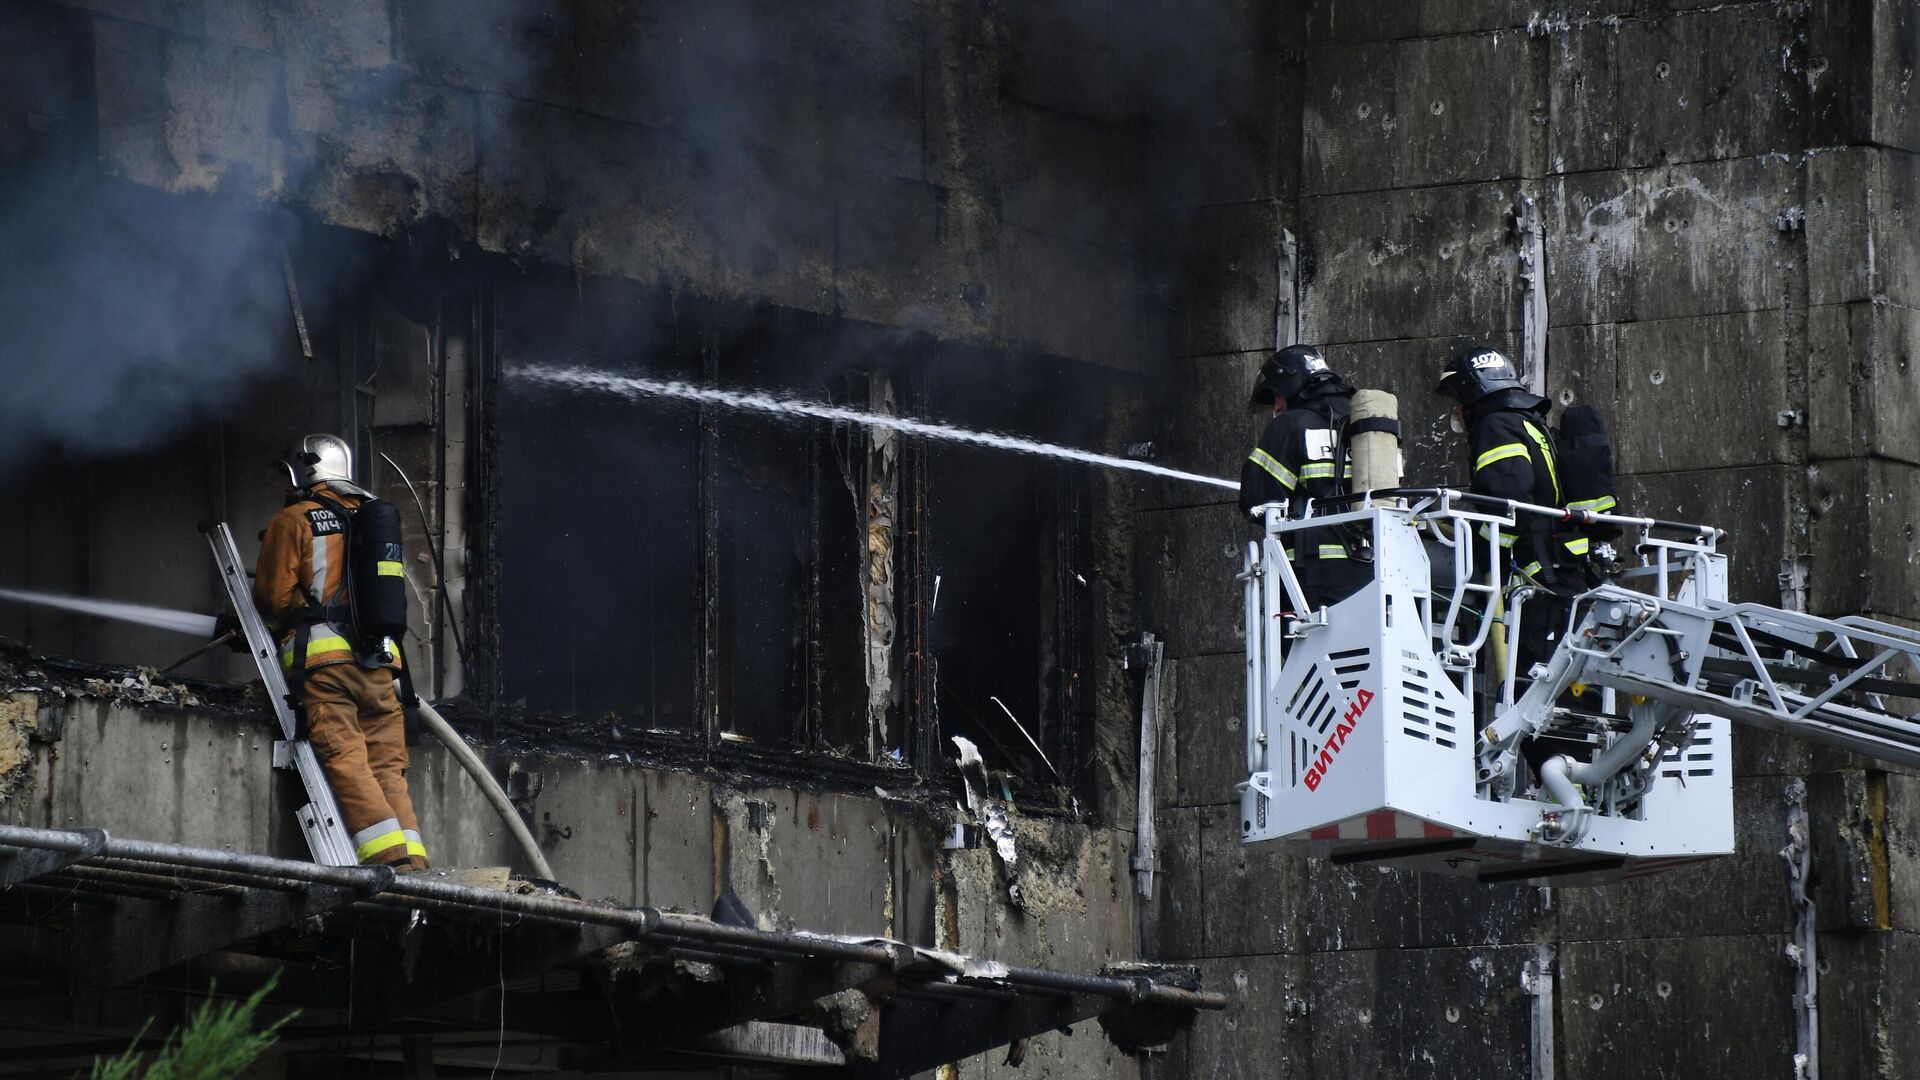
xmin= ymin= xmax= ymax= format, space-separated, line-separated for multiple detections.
xmin=510 ymin=364 xmax=1239 ymax=491
xmin=0 ymin=587 xmax=219 ymax=637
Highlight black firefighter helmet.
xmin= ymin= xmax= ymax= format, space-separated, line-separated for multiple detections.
xmin=1435 ymin=346 xmax=1535 ymax=409
xmin=1250 ymin=344 xmax=1337 ymax=406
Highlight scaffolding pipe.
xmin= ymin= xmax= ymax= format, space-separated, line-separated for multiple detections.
xmin=1131 ymin=634 xmax=1165 ymax=900
xmin=0 ymin=824 xmax=1224 ymax=1011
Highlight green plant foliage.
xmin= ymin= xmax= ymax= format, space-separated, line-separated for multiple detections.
xmin=89 ymin=974 xmax=295 ymax=1080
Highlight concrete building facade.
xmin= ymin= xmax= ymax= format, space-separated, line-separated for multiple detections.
xmin=0 ymin=0 xmax=1916 ymax=1076
xmin=1141 ymin=3 xmax=1920 ymax=1078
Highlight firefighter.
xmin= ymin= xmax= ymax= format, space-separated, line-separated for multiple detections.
xmin=1239 ymin=344 xmax=1370 ymax=610
xmin=255 ymin=435 xmax=427 ymax=872
xmin=1433 ymin=346 xmax=1580 ymax=669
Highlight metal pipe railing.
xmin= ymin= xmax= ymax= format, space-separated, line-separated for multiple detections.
xmin=0 ymin=823 xmax=1225 ymax=1011
xmin=1309 ymin=486 xmax=1723 ymax=540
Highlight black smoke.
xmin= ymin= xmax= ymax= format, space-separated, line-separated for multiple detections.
xmin=0 ymin=0 xmax=563 ymax=476
xmin=0 ymin=176 xmax=302 ymax=470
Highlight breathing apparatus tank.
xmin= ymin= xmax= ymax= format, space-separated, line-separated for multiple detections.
xmin=1347 ymin=389 xmax=1403 ymax=498
xmin=346 ymin=497 xmax=409 ymax=647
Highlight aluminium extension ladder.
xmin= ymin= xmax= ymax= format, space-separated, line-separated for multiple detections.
xmin=207 ymin=523 xmax=357 ymax=865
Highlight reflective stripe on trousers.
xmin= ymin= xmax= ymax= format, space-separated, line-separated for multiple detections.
xmin=282 ymin=625 xmax=354 ymax=669
xmin=302 ymin=663 xmax=426 ymax=869
xmin=281 ymin=627 xmax=402 ymax=670
xmin=352 ymin=816 xmax=407 ymax=863
xmin=1477 ymin=523 xmax=1518 ymax=548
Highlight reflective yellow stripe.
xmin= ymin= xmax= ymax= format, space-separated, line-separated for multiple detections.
xmin=1564 ymin=537 xmax=1592 ymax=555
xmin=355 ymin=830 xmax=408 ymax=862
xmin=281 ymin=633 xmax=353 ymax=668
xmin=1475 ymin=443 xmax=1529 ymax=471
xmin=352 ymin=816 xmax=408 ymax=862
xmin=1316 ymin=544 xmax=1349 ymax=560
xmin=1568 ymin=495 xmax=1616 ymax=513
xmin=405 ymin=840 xmax=428 ymax=858
xmin=1299 ymin=462 xmax=1337 ymax=479
xmin=1479 ymin=523 xmax=1517 ymax=548
xmin=1521 ymin=561 xmax=1543 ymax=577
xmin=1522 ymin=420 xmax=1560 ymax=502
xmin=353 ymin=818 xmax=400 ymax=844
xmin=1283 ymin=548 xmax=1297 ymax=561
xmin=376 ymin=560 xmax=404 ymax=577
xmin=1249 ymin=448 xmax=1296 ymax=490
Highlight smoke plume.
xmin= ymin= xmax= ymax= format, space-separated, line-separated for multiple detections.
xmin=0 ymin=0 xmax=565 ymax=477
xmin=0 ymin=175 xmax=303 ymax=471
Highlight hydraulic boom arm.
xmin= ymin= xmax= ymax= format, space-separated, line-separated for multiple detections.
xmin=1484 ymin=585 xmax=1920 ymax=781
xmin=1242 ymin=487 xmax=1920 ymax=877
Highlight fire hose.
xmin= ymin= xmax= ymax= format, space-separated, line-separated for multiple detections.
xmin=0 ymin=585 xmax=554 ymax=881
xmin=413 ymin=697 xmax=555 ymax=881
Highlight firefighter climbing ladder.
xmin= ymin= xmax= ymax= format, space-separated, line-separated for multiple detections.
xmin=206 ymin=523 xmax=357 ymax=866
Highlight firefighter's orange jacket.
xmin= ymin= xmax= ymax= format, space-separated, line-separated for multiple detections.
xmin=254 ymin=483 xmax=400 ymax=672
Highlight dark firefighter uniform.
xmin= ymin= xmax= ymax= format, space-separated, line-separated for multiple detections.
xmin=256 ymin=458 xmax=427 ymax=871
xmin=1466 ymin=406 xmax=1575 ymax=577
xmin=1557 ymin=405 xmax=1623 ymax=565
xmin=1437 ymin=347 xmax=1586 ymax=676
xmin=1240 ymin=345 xmax=1370 ymax=610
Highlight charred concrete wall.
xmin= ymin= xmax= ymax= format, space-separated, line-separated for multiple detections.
xmin=1141 ymin=1 xmax=1920 ymax=1077
xmin=0 ymin=667 xmax=1151 ymax=1078
xmin=4 ymin=0 xmax=1918 ymax=1076
xmin=0 ymin=0 xmax=1156 ymax=365
xmin=0 ymin=1 xmax=1209 ymax=1075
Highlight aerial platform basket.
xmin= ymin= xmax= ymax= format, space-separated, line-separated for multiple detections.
xmin=1239 ymin=493 xmax=1735 ymax=886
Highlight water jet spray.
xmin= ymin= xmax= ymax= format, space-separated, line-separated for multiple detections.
xmin=510 ymin=365 xmax=1238 ymax=491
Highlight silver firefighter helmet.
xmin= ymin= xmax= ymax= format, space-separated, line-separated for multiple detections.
xmin=284 ymin=434 xmax=369 ymax=495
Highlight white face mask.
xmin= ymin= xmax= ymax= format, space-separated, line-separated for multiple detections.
xmin=1449 ymin=408 xmax=1467 ymax=435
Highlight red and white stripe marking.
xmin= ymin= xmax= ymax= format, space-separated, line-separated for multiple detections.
xmin=1303 ymin=811 xmax=1457 ymax=842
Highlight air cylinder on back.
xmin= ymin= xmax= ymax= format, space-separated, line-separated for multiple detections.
xmin=1348 ymin=389 xmax=1402 ymax=497
xmin=349 ymin=498 xmax=410 ymax=644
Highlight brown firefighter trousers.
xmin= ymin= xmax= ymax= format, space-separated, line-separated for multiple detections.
xmin=302 ymin=663 xmax=428 ymax=870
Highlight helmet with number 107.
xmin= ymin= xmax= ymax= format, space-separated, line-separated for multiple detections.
xmin=1434 ymin=346 xmax=1528 ymax=408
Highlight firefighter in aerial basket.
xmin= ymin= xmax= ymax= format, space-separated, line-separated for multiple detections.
xmin=1433 ymin=346 xmax=1587 ymax=672
xmin=255 ymin=434 xmax=428 ymax=871
xmin=1239 ymin=344 xmax=1371 ymax=611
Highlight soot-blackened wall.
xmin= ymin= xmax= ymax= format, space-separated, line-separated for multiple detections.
xmin=489 ymin=278 xmax=1110 ymax=799
xmin=1137 ymin=3 xmax=1920 ymax=1079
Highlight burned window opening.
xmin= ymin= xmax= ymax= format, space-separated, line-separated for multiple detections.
xmin=484 ymin=289 xmax=1103 ymax=806
xmin=491 ymin=275 xmax=702 ymax=737
xmin=0 ymin=228 xmax=1106 ymax=813
xmin=892 ymin=353 xmax=1102 ymax=807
